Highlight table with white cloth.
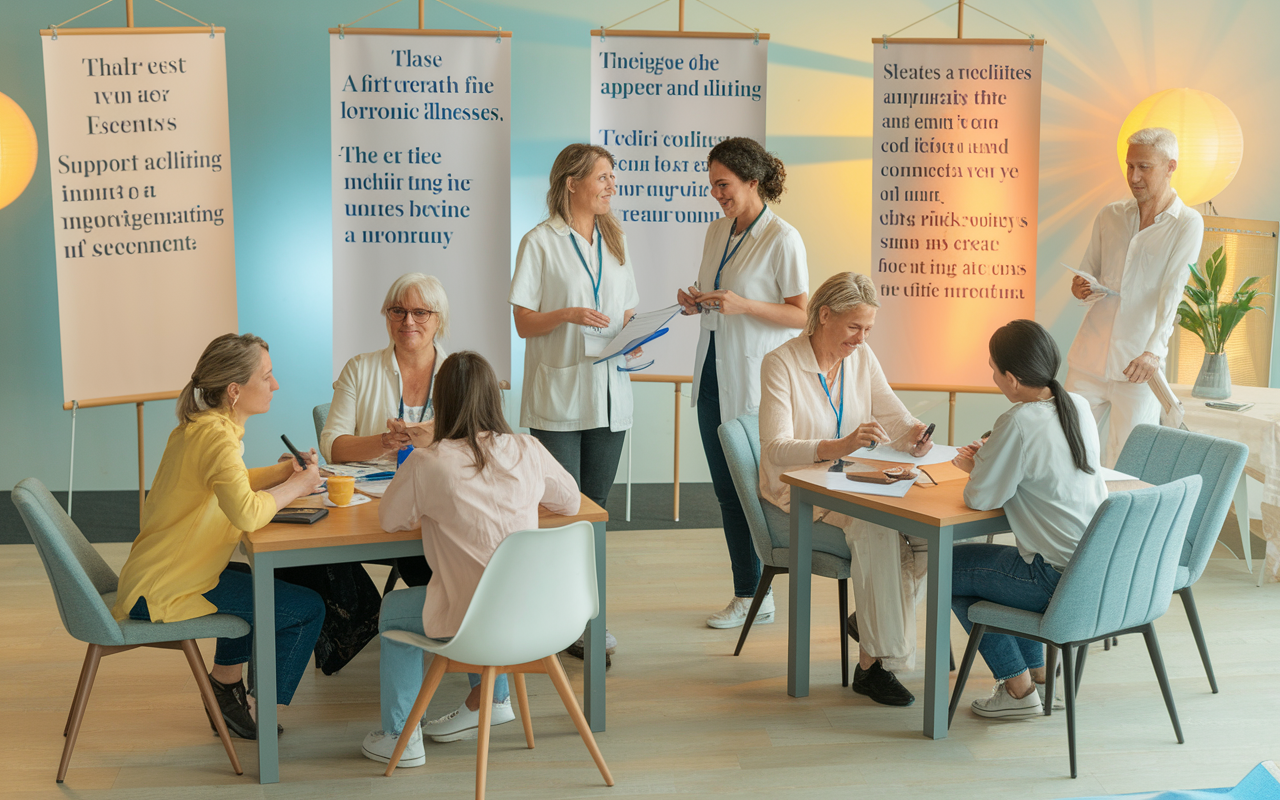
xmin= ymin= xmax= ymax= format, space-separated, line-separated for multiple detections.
xmin=1171 ymin=383 xmax=1280 ymax=583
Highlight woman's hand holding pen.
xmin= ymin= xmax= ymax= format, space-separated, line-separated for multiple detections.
xmin=677 ymin=286 xmax=700 ymax=315
xmin=907 ymin=422 xmax=935 ymax=458
xmin=382 ymin=419 xmax=413 ymax=453
xmin=952 ymin=437 xmax=985 ymax=474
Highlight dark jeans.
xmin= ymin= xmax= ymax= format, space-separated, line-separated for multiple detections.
xmin=697 ymin=333 xmax=760 ymax=598
xmin=951 ymin=543 xmax=1062 ymax=681
xmin=531 ymin=391 xmax=626 ymax=509
xmin=129 ymin=562 xmax=324 ymax=705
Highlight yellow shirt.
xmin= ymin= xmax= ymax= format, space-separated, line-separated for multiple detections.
xmin=111 ymin=408 xmax=279 ymax=623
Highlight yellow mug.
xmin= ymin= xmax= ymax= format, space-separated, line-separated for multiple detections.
xmin=327 ymin=475 xmax=355 ymax=506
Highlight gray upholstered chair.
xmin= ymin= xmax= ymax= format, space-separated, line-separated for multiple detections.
xmin=1112 ymin=424 xmax=1248 ymax=693
xmin=11 ymin=478 xmax=247 ymax=783
xmin=948 ymin=475 xmax=1202 ymax=778
xmin=312 ymin=402 xmax=331 ymax=451
xmin=718 ymin=414 xmax=854 ymax=686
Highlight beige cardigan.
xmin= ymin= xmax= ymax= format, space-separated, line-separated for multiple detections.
xmin=758 ymin=335 xmax=920 ymax=512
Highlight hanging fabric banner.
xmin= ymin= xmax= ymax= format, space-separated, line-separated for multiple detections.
xmin=590 ymin=32 xmax=768 ymax=372
xmin=41 ymin=30 xmax=238 ymax=404
xmin=330 ymin=31 xmax=511 ymax=379
xmin=869 ymin=40 xmax=1043 ymax=385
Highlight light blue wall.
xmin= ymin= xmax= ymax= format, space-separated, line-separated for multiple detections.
xmin=3 ymin=0 xmax=1279 ymax=491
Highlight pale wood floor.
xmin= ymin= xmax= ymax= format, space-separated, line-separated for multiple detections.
xmin=3 ymin=530 xmax=1278 ymax=799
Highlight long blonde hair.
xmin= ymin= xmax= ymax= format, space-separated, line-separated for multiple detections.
xmin=546 ymin=143 xmax=626 ymax=264
xmin=176 ymin=333 xmax=268 ymax=423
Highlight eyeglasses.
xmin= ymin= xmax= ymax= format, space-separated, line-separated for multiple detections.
xmin=387 ymin=307 xmax=435 ymax=322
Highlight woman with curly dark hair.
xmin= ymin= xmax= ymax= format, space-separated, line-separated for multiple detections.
xmin=676 ymin=137 xmax=810 ymax=629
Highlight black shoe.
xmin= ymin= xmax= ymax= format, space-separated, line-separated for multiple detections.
xmin=845 ymin=612 xmax=859 ymax=642
xmin=563 ymin=641 xmax=612 ymax=667
xmin=851 ymin=662 xmax=915 ymax=706
xmin=206 ymin=675 xmax=283 ymax=739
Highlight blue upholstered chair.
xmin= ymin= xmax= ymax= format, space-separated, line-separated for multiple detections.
xmin=718 ymin=414 xmax=855 ymax=685
xmin=1113 ymin=424 xmax=1248 ymax=693
xmin=948 ymin=475 xmax=1202 ymax=778
xmin=11 ymin=478 xmax=248 ymax=783
xmin=312 ymin=402 xmax=331 ymax=452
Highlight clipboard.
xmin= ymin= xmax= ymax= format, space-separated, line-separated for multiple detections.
xmin=592 ymin=327 xmax=669 ymax=364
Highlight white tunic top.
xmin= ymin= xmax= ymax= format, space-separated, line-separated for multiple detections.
xmin=379 ymin=434 xmax=580 ymax=638
xmin=510 ymin=217 xmax=640 ymax=432
xmin=320 ymin=342 xmax=445 ymax=464
xmin=690 ymin=206 xmax=809 ymax=423
xmin=1067 ymin=193 xmax=1203 ymax=382
xmin=758 ymin=335 xmax=920 ymax=512
xmin=963 ymin=395 xmax=1108 ymax=569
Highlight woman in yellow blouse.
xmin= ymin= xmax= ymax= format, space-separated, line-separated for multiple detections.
xmin=111 ymin=333 xmax=325 ymax=740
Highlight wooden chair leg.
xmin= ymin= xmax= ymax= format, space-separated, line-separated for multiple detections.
xmin=385 ymin=655 xmax=449 ymax=776
xmin=475 ymin=667 xmax=497 ymax=800
xmin=948 ymin=624 xmax=984 ymax=728
xmin=64 ymin=646 xmax=96 ymax=737
xmin=1142 ymin=624 xmax=1184 ymax=744
xmin=543 ymin=655 xmax=614 ymax=787
xmin=181 ymin=640 xmax=242 ymax=776
xmin=59 ymin=644 xmax=103 ymax=783
xmin=838 ymin=578 xmax=849 ymax=687
xmin=1062 ymin=642 xmax=1078 ymax=778
xmin=1177 ymin=587 xmax=1218 ymax=693
xmin=734 ymin=566 xmax=781 ymax=656
xmin=513 ymin=672 xmax=535 ymax=749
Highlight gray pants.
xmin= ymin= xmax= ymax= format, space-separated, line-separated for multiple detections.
xmin=529 ymin=426 xmax=626 ymax=509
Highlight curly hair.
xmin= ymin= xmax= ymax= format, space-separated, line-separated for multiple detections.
xmin=707 ymin=137 xmax=787 ymax=203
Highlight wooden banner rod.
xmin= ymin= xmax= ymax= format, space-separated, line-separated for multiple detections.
xmin=42 ymin=27 xmax=225 ymax=35
xmin=127 ymin=0 xmax=134 ymax=27
xmin=591 ymin=30 xmax=769 ymax=40
xmin=873 ymin=37 xmax=1043 ymax=45
xmin=329 ymin=27 xmax=510 ymax=37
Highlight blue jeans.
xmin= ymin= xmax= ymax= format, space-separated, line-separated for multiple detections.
xmin=951 ymin=544 xmax=1062 ymax=681
xmin=379 ymin=586 xmax=510 ymax=734
xmin=697 ymin=333 xmax=761 ymax=598
xmin=129 ymin=562 xmax=324 ymax=705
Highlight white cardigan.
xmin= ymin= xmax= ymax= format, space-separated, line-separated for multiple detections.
xmin=758 ymin=334 xmax=919 ymax=512
xmin=319 ymin=342 xmax=445 ymax=464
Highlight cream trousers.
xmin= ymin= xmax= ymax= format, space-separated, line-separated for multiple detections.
xmin=828 ymin=512 xmax=928 ymax=673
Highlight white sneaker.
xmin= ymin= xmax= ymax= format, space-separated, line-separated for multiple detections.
xmin=1035 ymin=681 xmax=1066 ymax=711
xmin=971 ymin=680 xmax=1044 ymax=719
xmin=706 ymin=588 xmax=774 ymax=629
xmin=422 ymin=698 xmax=516 ymax=743
xmin=362 ymin=727 xmax=425 ymax=767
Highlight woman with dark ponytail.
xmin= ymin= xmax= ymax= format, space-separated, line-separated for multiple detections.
xmin=950 ymin=319 xmax=1107 ymax=720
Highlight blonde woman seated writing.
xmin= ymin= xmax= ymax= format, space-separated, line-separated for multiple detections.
xmin=759 ymin=272 xmax=934 ymax=707
xmin=361 ymin=352 xmax=580 ymax=766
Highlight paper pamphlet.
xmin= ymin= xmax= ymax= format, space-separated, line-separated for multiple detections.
xmin=823 ymin=471 xmax=916 ymax=497
xmin=593 ymin=305 xmax=683 ymax=363
xmin=1063 ymin=263 xmax=1118 ymax=298
xmin=1147 ymin=369 xmax=1186 ymax=428
xmin=356 ymin=480 xmax=391 ymax=498
xmin=846 ymin=443 xmax=961 ymax=466
xmin=324 ymin=461 xmax=391 ymax=478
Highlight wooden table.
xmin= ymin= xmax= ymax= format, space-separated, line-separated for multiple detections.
xmin=780 ymin=467 xmax=1008 ymax=739
xmin=241 ymin=493 xmax=609 ymax=784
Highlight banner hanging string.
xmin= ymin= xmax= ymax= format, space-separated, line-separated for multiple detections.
xmin=603 ymin=0 xmax=673 ymax=31
xmin=964 ymin=3 xmax=1034 ymax=39
xmin=603 ymin=0 xmax=759 ymax=36
xmin=51 ymin=0 xmax=211 ymax=33
xmin=341 ymin=0 xmax=499 ymax=31
xmin=691 ymin=0 xmax=757 ymax=35
xmin=884 ymin=1 xmax=958 ymax=39
xmin=883 ymin=1 xmax=1033 ymax=41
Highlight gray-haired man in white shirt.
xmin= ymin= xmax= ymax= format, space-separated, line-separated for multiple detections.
xmin=1065 ymin=127 xmax=1204 ymax=467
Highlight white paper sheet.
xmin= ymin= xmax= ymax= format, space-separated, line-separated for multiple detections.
xmin=844 ymin=444 xmax=962 ymax=466
xmin=355 ymin=479 xmax=391 ymax=498
xmin=1098 ymin=467 xmax=1139 ymax=482
xmin=325 ymin=461 xmax=393 ymax=478
xmin=823 ymin=471 xmax=917 ymax=497
xmin=595 ymin=305 xmax=683 ymax=361
xmin=1063 ymin=263 xmax=1119 ymax=298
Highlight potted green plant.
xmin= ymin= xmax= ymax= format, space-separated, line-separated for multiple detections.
xmin=1178 ymin=245 xmax=1269 ymax=399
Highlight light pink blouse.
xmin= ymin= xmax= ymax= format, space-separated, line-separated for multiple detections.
xmin=379 ymin=433 xmax=580 ymax=638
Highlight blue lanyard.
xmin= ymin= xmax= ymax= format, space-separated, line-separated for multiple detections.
xmin=569 ymin=222 xmax=603 ymax=310
xmin=818 ymin=362 xmax=845 ymax=439
xmin=398 ymin=370 xmax=433 ymax=423
xmin=715 ymin=205 xmax=767 ymax=290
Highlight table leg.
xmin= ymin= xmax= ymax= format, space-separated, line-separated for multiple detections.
xmin=1234 ymin=473 xmax=1254 ymax=575
xmin=251 ymin=552 xmax=280 ymax=784
xmin=584 ymin=520 xmax=606 ymax=732
xmin=787 ymin=494 xmax=814 ymax=698
xmin=924 ymin=526 xmax=954 ymax=739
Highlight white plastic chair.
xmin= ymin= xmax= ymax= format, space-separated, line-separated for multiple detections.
xmin=380 ymin=521 xmax=614 ymax=798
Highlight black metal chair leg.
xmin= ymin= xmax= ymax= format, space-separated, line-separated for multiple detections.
xmin=1177 ymin=587 xmax=1218 ymax=693
xmin=734 ymin=566 xmax=781 ymax=656
xmin=948 ymin=624 xmax=985 ymax=728
xmin=1075 ymin=642 xmax=1088 ymax=695
xmin=838 ymin=579 xmax=849 ymax=687
xmin=382 ymin=564 xmax=401 ymax=596
xmin=1044 ymin=646 xmax=1058 ymax=717
xmin=1062 ymin=642 xmax=1078 ymax=778
xmin=1142 ymin=624 xmax=1184 ymax=743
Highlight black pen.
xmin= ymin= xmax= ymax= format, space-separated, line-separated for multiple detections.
xmin=281 ymin=434 xmax=307 ymax=468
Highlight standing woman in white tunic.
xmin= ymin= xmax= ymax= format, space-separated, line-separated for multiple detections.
xmin=952 ymin=319 xmax=1107 ymax=719
xmin=510 ymin=144 xmax=639 ymax=660
xmin=675 ymin=138 xmax=809 ymax=629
